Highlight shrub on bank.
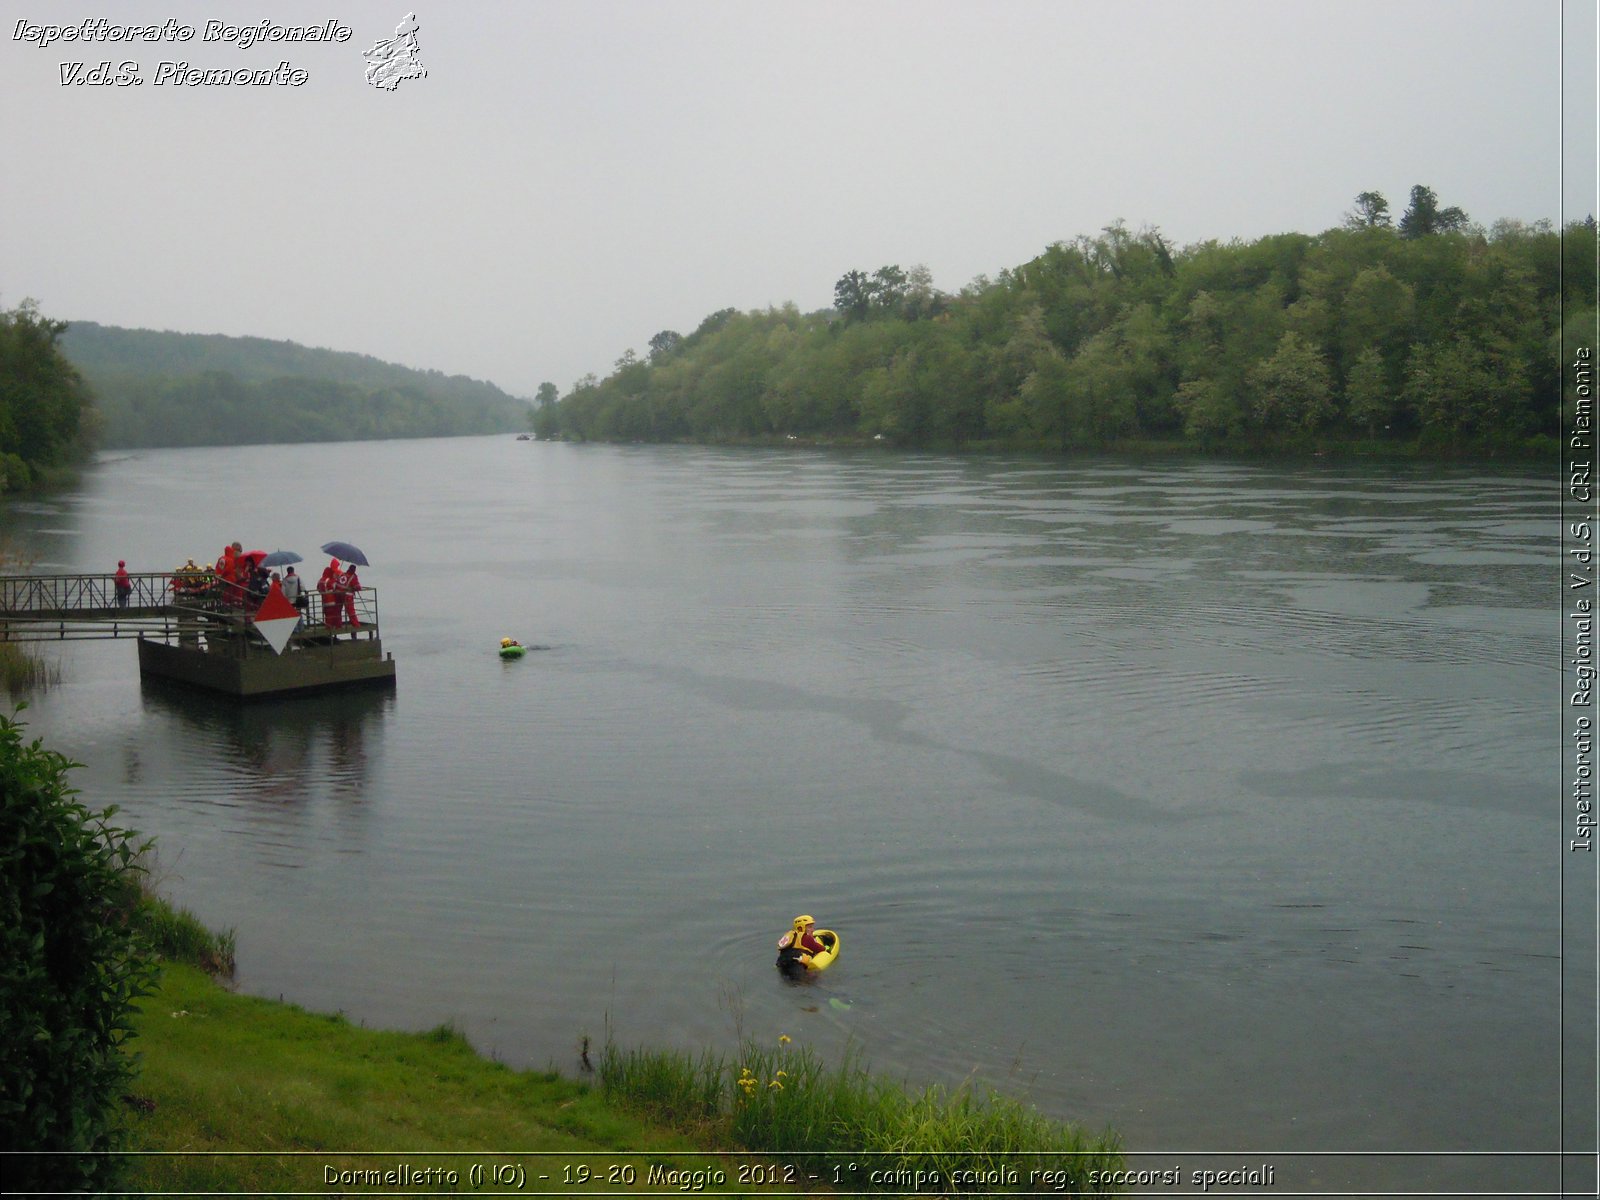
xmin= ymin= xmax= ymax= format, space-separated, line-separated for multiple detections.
xmin=0 ymin=710 xmax=156 ymax=1194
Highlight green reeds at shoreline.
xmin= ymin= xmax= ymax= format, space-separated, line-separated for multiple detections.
xmin=0 ymin=641 xmax=59 ymax=694
xmin=599 ymin=1036 xmax=1125 ymax=1194
xmin=1 ymin=536 xmax=62 ymax=695
xmin=134 ymin=889 xmax=238 ymax=978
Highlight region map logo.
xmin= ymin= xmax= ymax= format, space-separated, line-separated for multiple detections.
xmin=363 ymin=11 xmax=425 ymax=91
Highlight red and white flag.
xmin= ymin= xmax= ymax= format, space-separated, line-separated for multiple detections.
xmin=252 ymin=588 xmax=300 ymax=656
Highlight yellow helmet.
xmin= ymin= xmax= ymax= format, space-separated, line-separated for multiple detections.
xmin=793 ymin=914 xmax=815 ymax=930
xmin=500 ymin=637 xmax=512 ymax=647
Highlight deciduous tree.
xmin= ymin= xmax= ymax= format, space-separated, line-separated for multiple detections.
xmin=0 ymin=300 xmax=92 ymax=488
xmin=1248 ymin=331 xmax=1336 ymax=432
xmin=1343 ymin=347 xmax=1395 ymax=437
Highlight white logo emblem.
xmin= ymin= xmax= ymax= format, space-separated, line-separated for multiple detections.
xmin=364 ymin=12 xmax=427 ymax=91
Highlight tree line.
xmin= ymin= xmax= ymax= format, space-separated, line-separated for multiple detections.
xmin=63 ymin=322 xmax=530 ymax=450
xmin=0 ymin=312 xmax=535 ymax=492
xmin=88 ymin=370 xmax=524 ymax=449
xmin=532 ymin=187 xmax=1596 ymax=455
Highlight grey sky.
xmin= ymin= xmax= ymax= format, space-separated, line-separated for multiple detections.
xmin=2 ymin=0 xmax=1594 ymax=399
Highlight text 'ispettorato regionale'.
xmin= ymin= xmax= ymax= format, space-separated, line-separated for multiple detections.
xmin=14 ymin=18 xmax=353 ymax=87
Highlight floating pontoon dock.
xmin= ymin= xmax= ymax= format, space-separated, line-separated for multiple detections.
xmin=0 ymin=571 xmax=396 ymax=699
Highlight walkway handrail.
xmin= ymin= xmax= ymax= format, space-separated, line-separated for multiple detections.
xmin=0 ymin=571 xmax=380 ymax=642
xmin=0 ymin=571 xmax=181 ymax=615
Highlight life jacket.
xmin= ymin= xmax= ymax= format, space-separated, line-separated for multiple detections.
xmin=777 ymin=925 xmax=818 ymax=955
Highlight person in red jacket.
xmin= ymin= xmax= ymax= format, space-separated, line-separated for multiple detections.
xmin=113 ymin=560 xmax=132 ymax=608
xmin=215 ymin=543 xmax=241 ymax=607
xmin=338 ymin=563 xmax=362 ymax=627
xmin=319 ymin=558 xmax=343 ymax=629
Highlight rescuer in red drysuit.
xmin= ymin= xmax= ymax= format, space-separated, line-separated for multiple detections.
xmin=319 ymin=559 xmax=343 ymax=629
xmin=215 ymin=542 xmax=246 ymax=607
xmin=338 ymin=564 xmax=362 ymax=627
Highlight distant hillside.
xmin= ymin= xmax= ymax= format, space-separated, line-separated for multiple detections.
xmin=61 ymin=322 xmax=531 ymax=448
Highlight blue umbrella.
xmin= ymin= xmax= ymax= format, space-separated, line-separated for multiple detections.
xmin=260 ymin=549 xmax=303 ymax=568
xmin=321 ymin=541 xmax=370 ymax=566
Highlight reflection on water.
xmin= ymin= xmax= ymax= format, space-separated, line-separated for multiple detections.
xmin=136 ymin=678 xmax=390 ymax=796
xmin=122 ymin=680 xmax=393 ymax=869
xmin=2 ymin=440 xmax=1567 ymax=1194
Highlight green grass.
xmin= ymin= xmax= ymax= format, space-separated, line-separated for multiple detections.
xmin=120 ymin=965 xmax=724 ymax=1195
xmin=600 ymin=1035 xmax=1126 ymax=1195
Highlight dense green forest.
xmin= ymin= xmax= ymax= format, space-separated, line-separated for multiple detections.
xmin=533 ymin=188 xmax=1597 ymax=455
xmin=0 ymin=301 xmax=93 ymax=492
xmin=60 ymin=323 xmax=530 ymax=450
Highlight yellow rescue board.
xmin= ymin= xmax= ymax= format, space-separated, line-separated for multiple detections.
xmin=805 ymin=929 xmax=841 ymax=971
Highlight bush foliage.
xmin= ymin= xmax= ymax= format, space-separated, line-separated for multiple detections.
xmin=0 ymin=710 xmax=155 ymax=1193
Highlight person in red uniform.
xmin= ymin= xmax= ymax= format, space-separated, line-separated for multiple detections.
xmin=338 ymin=563 xmax=362 ymax=627
xmin=319 ymin=558 xmax=343 ymax=629
xmin=776 ymin=914 xmax=826 ymax=972
xmin=113 ymin=560 xmax=132 ymax=608
xmin=215 ymin=543 xmax=240 ymax=607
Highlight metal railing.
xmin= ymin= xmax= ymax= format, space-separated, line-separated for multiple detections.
xmin=0 ymin=571 xmax=176 ymax=616
xmin=0 ymin=572 xmax=380 ymax=645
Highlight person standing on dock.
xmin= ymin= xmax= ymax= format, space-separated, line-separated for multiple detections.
xmin=217 ymin=542 xmax=248 ymax=607
xmin=338 ymin=562 xmax=362 ymax=628
xmin=113 ymin=560 xmax=132 ymax=608
xmin=279 ymin=567 xmax=306 ymax=632
xmin=319 ymin=558 xmax=344 ymax=629
xmin=281 ymin=566 xmax=304 ymax=609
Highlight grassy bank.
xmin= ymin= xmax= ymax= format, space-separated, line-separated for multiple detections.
xmin=122 ymin=963 xmax=1124 ymax=1195
xmin=121 ymin=964 xmax=720 ymax=1195
xmin=115 ymin=894 xmax=1123 ymax=1195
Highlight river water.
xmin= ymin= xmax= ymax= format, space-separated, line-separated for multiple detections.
xmin=1 ymin=437 xmax=1569 ymax=1192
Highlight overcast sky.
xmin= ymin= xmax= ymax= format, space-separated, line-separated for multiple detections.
xmin=2 ymin=0 xmax=1595 ymax=399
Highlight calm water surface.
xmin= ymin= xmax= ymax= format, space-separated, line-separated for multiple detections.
xmin=4 ymin=438 xmax=1563 ymax=1192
